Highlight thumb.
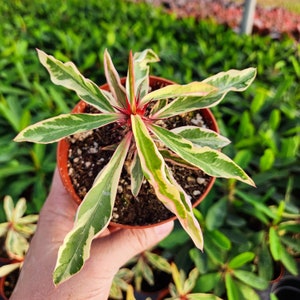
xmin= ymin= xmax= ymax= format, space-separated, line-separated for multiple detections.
xmin=91 ymin=221 xmax=174 ymax=272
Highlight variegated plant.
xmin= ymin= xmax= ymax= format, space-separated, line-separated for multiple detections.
xmin=14 ymin=49 xmax=256 ymax=285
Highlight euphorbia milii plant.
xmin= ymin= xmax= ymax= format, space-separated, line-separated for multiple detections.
xmin=14 ymin=48 xmax=256 ymax=284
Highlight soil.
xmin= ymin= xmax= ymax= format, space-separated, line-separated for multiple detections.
xmin=67 ymin=83 xmax=214 ymax=226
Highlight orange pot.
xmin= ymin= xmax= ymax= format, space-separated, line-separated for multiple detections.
xmin=57 ymin=76 xmax=218 ymax=228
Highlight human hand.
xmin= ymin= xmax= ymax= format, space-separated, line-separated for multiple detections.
xmin=10 ymin=168 xmax=173 ymax=300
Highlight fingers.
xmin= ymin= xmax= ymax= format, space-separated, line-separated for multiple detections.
xmin=90 ymin=221 xmax=174 ymax=274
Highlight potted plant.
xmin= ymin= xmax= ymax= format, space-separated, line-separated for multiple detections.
xmin=14 ymin=48 xmax=256 ymax=285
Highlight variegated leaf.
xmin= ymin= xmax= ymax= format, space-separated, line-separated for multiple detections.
xmin=150 ymin=124 xmax=255 ymax=186
xmin=6 ymin=230 xmax=29 ymax=259
xmin=4 ymin=195 xmax=14 ymax=221
xmin=151 ymin=68 xmax=256 ymax=118
xmin=126 ymin=51 xmax=136 ymax=112
xmin=53 ymin=133 xmax=132 ymax=285
xmin=130 ymin=151 xmax=144 ymax=197
xmin=37 ymin=49 xmax=114 ymax=112
xmin=104 ymin=49 xmax=127 ymax=108
xmin=0 ymin=262 xmax=22 ymax=277
xmin=133 ymin=49 xmax=160 ymax=99
xmin=171 ymin=126 xmax=230 ymax=149
xmin=131 ymin=115 xmax=203 ymax=249
xmin=14 ymin=113 xmax=119 ymax=143
xmin=141 ymin=81 xmax=216 ymax=106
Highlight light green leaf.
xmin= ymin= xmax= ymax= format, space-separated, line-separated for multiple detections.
xmin=4 ymin=195 xmax=14 ymax=221
xmin=145 ymin=251 xmax=171 ymax=274
xmin=0 ymin=223 xmax=8 ymax=237
xmin=269 ymin=227 xmax=282 ymax=261
xmin=150 ymin=124 xmax=255 ymax=186
xmin=131 ymin=115 xmax=204 ymax=249
xmin=225 ymin=273 xmax=241 ymax=300
xmin=6 ymin=230 xmax=29 ymax=259
xmin=280 ymin=246 xmax=298 ymax=276
xmin=14 ymin=198 xmax=27 ymax=220
xmin=236 ymin=281 xmax=261 ymax=300
xmin=37 ymin=49 xmax=114 ymax=112
xmin=208 ymin=230 xmax=231 ymax=250
xmin=14 ymin=113 xmax=119 ymax=143
xmin=233 ymin=270 xmax=269 ymax=290
xmin=53 ymin=134 xmax=131 ymax=285
xmin=170 ymin=263 xmax=184 ymax=295
xmin=171 ymin=126 xmax=230 ymax=149
xmin=130 ymin=152 xmax=144 ymax=197
xmin=183 ymin=268 xmax=198 ymax=294
xmin=104 ymin=49 xmax=127 ymax=108
xmin=0 ymin=262 xmax=22 ymax=277
xmin=228 ymin=252 xmax=255 ymax=269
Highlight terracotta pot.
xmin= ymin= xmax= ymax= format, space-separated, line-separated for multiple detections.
xmin=57 ymin=76 xmax=218 ymax=228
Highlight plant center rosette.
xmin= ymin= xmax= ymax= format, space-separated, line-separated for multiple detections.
xmin=57 ymin=76 xmax=218 ymax=227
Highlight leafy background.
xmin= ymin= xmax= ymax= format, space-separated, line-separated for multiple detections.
xmin=0 ymin=0 xmax=299 ymax=297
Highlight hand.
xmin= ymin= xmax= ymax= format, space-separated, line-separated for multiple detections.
xmin=10 ymin=168 xmax=173 ymax=300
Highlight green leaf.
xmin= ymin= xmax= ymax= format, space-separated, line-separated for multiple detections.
xmin=260 ymin=148 xmax=275 ymax=171
xmin=104 ymin=49 xmax=127 ymax=108
xmin=208 ymin=230 xmax=231 ymax=250
xmin=233 ymin=270 xmax=269 ymax=290
xmin=269 ymin=227 xmax=281 ymax=261
xmin=150 ymin=124 xmax=255 ymax=186
xmin=53 ymin=134 xmax=131 ymax=285
xmin=236 ymin=281 xmax=261 ymax=300
xmin=280 ymin=246 xmax=298 ymax=276
xmin=131 ymin=115 xmax=204 ymax=249
xmin=171 ymin=126 xmax=230 ymax=149
xmin=194 ymin=272 xmax=221 ymax=293
xmin=37 ymin=49 xmax=114 ymax=113
xmin=206 ymin=197 xmax=227 ymax=230
xmin=14 ymin=113 xmax=119 ymax=143
xmin=225 ymin=273 xmax=241 ymax=300
xmin=228 ymin=252 xmax=255 ymax=269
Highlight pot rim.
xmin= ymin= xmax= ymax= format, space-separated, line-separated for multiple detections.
xmin=57 ymin=75 xmax=218 ymax=228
